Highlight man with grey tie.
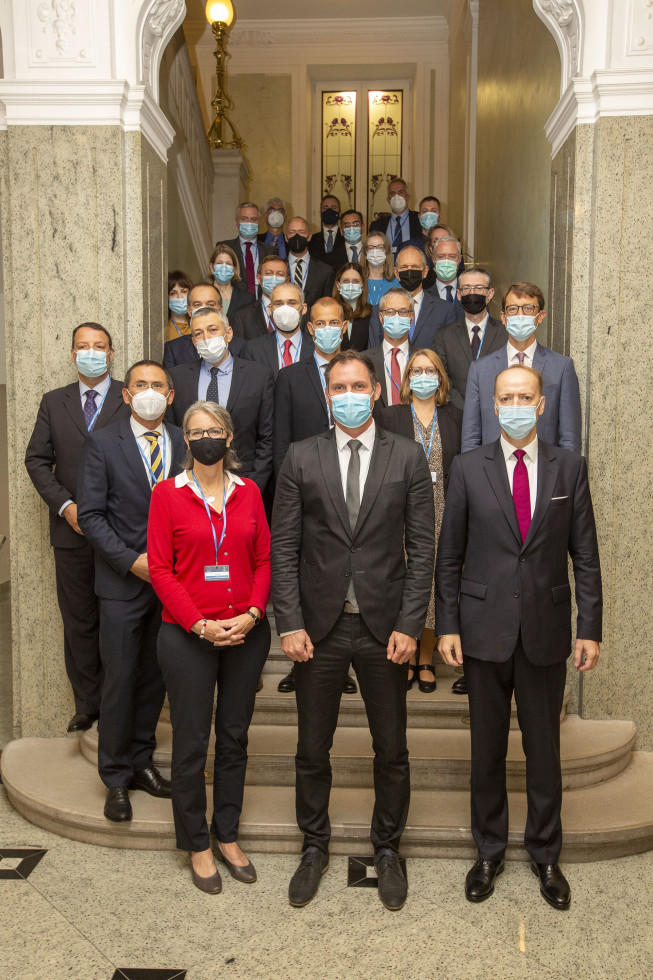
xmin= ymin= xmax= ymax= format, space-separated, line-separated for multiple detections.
xmin=271 ymin=350 xmax=435 ymax=911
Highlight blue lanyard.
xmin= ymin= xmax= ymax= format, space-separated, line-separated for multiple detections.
xmin=313 ymin=352 xmax=329 ymax=398
xmin=85 ymin=378 xmax=110 ymax=433
xmin=473 ymin=320 xmax=488 ymax=360
xmin=192 ymin=473 xmax=227 ymax=565
xmin=411 ymin=403 xmax=437 ymax=462
xmin=384 ymin=350 xmax=405 ymax=395
xmin=136 ymin=429 xmax=167 ymax=488
xmin=169 ymin=318 xmax=184 ymax=339
xmin=275 ymin=330 xmax=302 ymax=365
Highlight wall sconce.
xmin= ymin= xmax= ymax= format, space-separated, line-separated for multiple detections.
xmin=205 ymin=0 xmax=246 ymax=150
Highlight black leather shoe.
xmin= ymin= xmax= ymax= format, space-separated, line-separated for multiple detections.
xmin=465 ymin=858 xmax=504 ymax=902
xmin=374 ymin=849 xmax=407 ymax=910
xmin=531 ymin=862 xmax=571 ymax=910
xmin=127 ymin=766 xmax=172 ymax=798
xmin=67 ymin=712 xmax=99 ymax=734
xmin=104 ymin=786 xmax=132 ymax=822
xmin=278 ymin=664 xmax=297 ymax=693
xmin=452 ymin=674 xmax=467 ymax=695
xmin=407 ymin=664 xmax=417 ymax=691
xmin=288 ymin=846 xmax=329 ymax=906
xmin=417 ymin=664 xmax=437 ymax=693
xmin=342 ymin=673 xmax=358 ymax=694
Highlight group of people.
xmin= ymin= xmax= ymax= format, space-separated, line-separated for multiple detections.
xmin=24 ymin=177 xmax=602 ymax=913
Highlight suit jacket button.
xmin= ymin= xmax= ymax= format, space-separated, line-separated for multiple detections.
xmin=345 ymin=570 xmax=351 ymax=576
xmin=519 ymin=557 xmax=525 ymax=563
xmin=514 ymin=591 xmax=520 ymax=598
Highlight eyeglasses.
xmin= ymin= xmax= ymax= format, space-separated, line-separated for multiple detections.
xmin=381 ymin=308 xmax=412 ymax=318
xmin=341 ymin=221 xmax=362 ymax=228
xmin=131 ymin=381 xmax=168 ymax=392
xmin=186 ymin=427 xmax=226 ymax=440
xmin=409 ymin=367 xmax=438 ymax=377
xmin=459 ymin=284 xmax=490 ymax=295
xmin=504 ymin=304 xmax=539 ymax=316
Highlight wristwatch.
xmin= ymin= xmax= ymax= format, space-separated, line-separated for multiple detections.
xmin=245 ymin=608 xmax=261 ymax=626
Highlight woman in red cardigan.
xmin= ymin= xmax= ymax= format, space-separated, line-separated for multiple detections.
xmin=148 ymin=400 xmax=271 ymax=894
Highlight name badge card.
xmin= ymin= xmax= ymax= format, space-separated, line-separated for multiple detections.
xmin=204 ymin=565 xmax=230 ymax=582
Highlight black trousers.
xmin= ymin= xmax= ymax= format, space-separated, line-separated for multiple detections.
xmin=465 ymin=640 xmax=567 ymax=864
xmin=53 ymin=542 xmax=102 ymax=715
xmin=294 ymin=610 xmax=410 ymax=854
xmin=97 ymin=584 xmax=166 ymax=786
xmin=158 ymin=618 xmax=271 ymax=851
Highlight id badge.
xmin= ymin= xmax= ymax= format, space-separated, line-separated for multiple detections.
xmin=431 ymin=471 xmax=437 ymax=483
xmin=204 ymin=565 xmax=230 ymax=582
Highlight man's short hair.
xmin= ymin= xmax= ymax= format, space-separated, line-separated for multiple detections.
xmin=71 ymin=322 xmax=113 ymax=349
xmin=124 ymin=359 xmax=172 ymax=391
xmin=434 ymin=235 xmax=462 ymax=256
xmin=494 ymin=364 xmax=544 ymax=397
xmin=380 ymin=287 xmax=415 ymax=312
xmin=321 ymin=193 xmax=341 ymax=208
xmin=419 ymin=196 xmax=441 ymax=210
xmin=502 ymin=281 xmax=545 ymax=312
xmin=191 ymin=307 xmax=229 ymax=329
xmin=271 ymin=281 xmax=305 ymax=306
xmin=258 ymin=255 xmax=289 ymax=275
xmin=459 ymin=266 xmax=492 ymax=288
xmin=389 ymin=177 xmax=408 ymax=192
xmin=311 ymin=296 xmax=344 ymax=322
xmin=340 ymin=209 xmax=363 ymax=225
xmin=324 ymin=350 xmax=377 ymax=390
xmin=264 ymin=197 xmax=286 ymax=213
xmin=235 ymin=201 xmax=261 ymax=220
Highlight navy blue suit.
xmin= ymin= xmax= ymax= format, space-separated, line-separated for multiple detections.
xmin=368 ymin=288 xmax=457 ymax=349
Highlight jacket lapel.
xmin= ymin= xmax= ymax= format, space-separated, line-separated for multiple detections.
xmin=483 ymin=440 xmax=523 ymax=547
xmin=523 ymin=442 xmax=559 ymax=548
xmin=317 ymin=430 xmax=351 ymax=536
xmin=455 ymin=321 xmax=473 ymax=366
xmin=354 ymin=427 xmax=392 ymax=535
xmin=63 ymin=383 xmax=90 ymax=437
xmin=226 ymin=357 xmax=246 ymax=412
xmin=264 ymin=334 xmax=279 ymax=373
xmin=118 ymin=418 xmax=155 ymax=501
xmin=307 ymin=359 xmax=329 ymax=420
xmin=95 ymin=381 xmax=126 ymax=430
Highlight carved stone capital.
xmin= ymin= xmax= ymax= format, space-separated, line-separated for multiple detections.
xmin=140 ymin=0 xmax=186 ymax=99
xmin=533 ymin=0 xmax=582 ymax=92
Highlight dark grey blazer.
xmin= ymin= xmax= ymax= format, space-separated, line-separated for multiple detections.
xmin=432 ymin=315 xmax=508 ymax=410
xmin=243 ymin=330 xmax=315 ymax=380
xmin=271 ymin=424 xmax=435 ymax=645
xmin=368 ymin=287 xmax=457 ymax=348
xmin=435 ymin=439 xmax=602 ymax=665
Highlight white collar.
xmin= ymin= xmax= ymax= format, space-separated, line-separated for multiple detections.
xmin=175 ymin=469 xmax=244 ymax=491
xmin=500 ymin=433 xmax=538 ymax=464
xmin=130 ymin=416 xmax=166 ymax=438
xmin=508 ymin=338 xmax=537 ymax=360
xmin=382 ymin=337 xmax=410 ymax=355
xmin=335 ymin=419 xmax=376 ymax=452
xmin=79 ymin=374 xmax=112 ymax=397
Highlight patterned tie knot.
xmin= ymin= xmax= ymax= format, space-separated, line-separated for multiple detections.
xmin=514 ymin=449 xmax=526 ymax=462
xmin=472 ymin=325 xmax=480 ymax=336
xmin=144 ymin=432 xmax=160 ymax=446
xmin=348 ymin=439 xmax=362 ymax=454
xmin=210 ymin=366 xmax=218 ymax=378
xmin=516 ymin=351 xmax=526 ymax=365
xmin=85 ymin=389 xmax=97 ymax=403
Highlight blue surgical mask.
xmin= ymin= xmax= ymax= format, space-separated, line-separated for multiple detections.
xmin=213 ymin=263 xmax=235 ymax=284
xmin=260 ymin=274 xmax=286 ymax=296
xmin=409 ymin=374 xmax=439 ymax=399
xmin=419 ymin=212 xmax=439 ymax=231
xmin=168 ymin=297 xmax=188 ymax=316
xmin=75 ymin=349 xmax=108 ymax=377
xmin=343 ymin=226 xmax=362 ymax=244
xmin=339 ymin=282 xmax=363 ymax=302
xmin=497 ymin=403 xmax=541 ymax=440
xmin=383 ymin=314 xmax=411 ymax=339
xmin=313 ymin=326 xmax=343 ymax=354
xmin=239 ymin=221 xmax=258 ymax=239
xmin=505 ymin=314 xmax=537 ymax=342
xmin=330 ymin=392 xmax=372 ymax=428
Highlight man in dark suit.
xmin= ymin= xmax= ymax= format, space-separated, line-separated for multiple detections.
xmin=366 ymin=287 xmax=417 ymax=410
xmin=436 ymin=364 xmax=601 ymax=910
xmin=272 ymin=350 xmax=435 ymax=911
xmin=229 ymin=255 xmax=290 ymax=341
xmin=285 ymin=215 xmax=335 ymax=309
xmin=430 ymin=236 xmax=465 ymax=319
xmin=259 ymin=196 xmax=287 ymax=259
xmin=308 ymin=195 xmax=347 ymax=269
xmin=369 ymin=177 xmax=422 ymax=256
xmin=167 ymin=307 xmax=274 ymax=493
xmin=433 ymin=267 xmax=507 ymax=411
xmin=462 ymin=281 xmax=581 ymax=453
xmin=77 ymin=360 xmax=185 ymax=822
xmin=25 ymin=322 xmax=131 ymax=734
xmin=221 ymin=201 xmax=276 ymax=297
xmin=368 ymin=246 xmax=457 ymax=348
xmin=243 ymin=281 xmax=314 ymax=380
xmin=163 ymin=283 xmax=246 ymax=369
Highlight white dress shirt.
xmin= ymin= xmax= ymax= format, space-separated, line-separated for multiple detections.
xmin=465 ymin=312 xmax=489 ymax=346
xmin=501 ymin=433 xmax=538 ymax=516
xmin=289 ymin=253 xmax=310 ymax=286
xmin=435 ymin=277 xmax=458 ymax=302
xmin=345 ymin=241 xmax=362 ymax=263
xmin=507 ymin=337 xmax=537 ymax=367
xmin=411 ymin=289 xmax=424 ymax=339
xmin=381 ymin=338 xmax=410 ymax=404
xmin=335 ymin=419 xmax=376 ymax=501
xmin=130 ymin=416 xmax=172 ymax=486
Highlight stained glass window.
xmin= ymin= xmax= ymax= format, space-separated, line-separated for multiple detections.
xmin=321 ymin=91 xmax=357 ymax=208
xmin=367 ymin=90 xmax=403 ymax=224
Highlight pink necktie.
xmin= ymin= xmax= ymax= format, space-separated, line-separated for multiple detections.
xmin=245 ymin=242 xmax=255 ymax=295
xmin=512 ymin=449 xmax=531 ymax=542
xmin=390 ymin=348 xmax=401 ymax=405
xmin=516 ymin=352 xmax=525 ymax=365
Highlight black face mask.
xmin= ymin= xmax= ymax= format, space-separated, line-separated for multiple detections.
xmin=397 ymin=269 xmax=424 ymax=292
xmin=189 ymin=437 xmax=227 ymax=466
xmin=321 ymin=208 xmax=339 ymax=226
xmin=287 ymin=233 xmax=309 ymax=254
xmin=460 ymin=293 xmax=488 ymax=315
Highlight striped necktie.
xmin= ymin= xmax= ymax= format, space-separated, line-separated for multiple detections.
xmin=294 ymin=259 xmax=304 ymax=288
xmin=144 ymin=432 xmax=163 ymax=484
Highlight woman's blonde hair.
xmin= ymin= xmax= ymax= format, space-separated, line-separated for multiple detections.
xmin=209 ymin=243 xmax=242 ymax=282
xmin=361 ymin=232 xmax=395 ymax=282
xmin=182 ymin=401 xmax=240 ymax=471
xmin=399 ymin=348 xmax=450 ymax=407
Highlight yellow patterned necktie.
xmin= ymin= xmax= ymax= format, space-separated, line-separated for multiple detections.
xmin=144 ymin=432 xmax=163 ymax=484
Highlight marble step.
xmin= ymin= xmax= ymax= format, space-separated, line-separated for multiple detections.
xmin=3 ymin=736 xmax=653 ymax=862
xmin=78 ymin=715 xmax=635 ymax=792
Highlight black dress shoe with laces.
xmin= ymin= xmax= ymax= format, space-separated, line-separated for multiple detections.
xmin=127 ymin=766 xmax=172 ymax=798
xmin=104 ymin=786 xmax=132 ymax=822
xmin=531 ymin=862 xmax=571 ymax=910
xmin=288 ymin=846 xmax=329 ymax=906
xmin=278 ymin=664 xmax=297 ymax=693
xmin=452 ymin=674 xmax=467 ymax=695
xmin=465 ymin=858 xmax=505 ymax=902
xmin=374 ymin=848 xmax=407 ymax=910
xmin=67 ymin=712 xmax=99 ymax=734
xmin=342 ymin=673 xmax=358 ymax=694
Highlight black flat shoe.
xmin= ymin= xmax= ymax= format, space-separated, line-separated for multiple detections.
xmin=531 ymin=862 xmax=571 ymax=910
xmin=190 ymin=854 xmax=222 ymax=894
xmin=215 ymin=846 xmax=257 ymax=883
xmin=288 ymin=846 xmax=329 ymax=907
xmin=374 ymin=848 xmax=407 ymax=910
xmin=127 ymin=766 xmax=172 ymax=798
xmin=342 ymin=673 xmax=358 ymax=694
xmin=416 ymin=664 xmax=436 ymax=693
xmin=278 ymin=665 xmax=296 ymax=693
xmin=67 ymin=712 xmax=99 ymax=734
xmin=465 ymin=857 xmax=504 ymax=902
xmin=104 ymin=786 xmax=132 ymax=822
xmin=452 ymin=674 xmax=467 ymax=695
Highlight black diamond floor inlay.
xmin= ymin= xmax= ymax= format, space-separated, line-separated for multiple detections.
xmin=0 ymin=848 xmax=47 ymax=879
xmin=347 ymin=855 xmax=407 ymax=888
xmin=111 ymin=971 xmax=187 ymax=980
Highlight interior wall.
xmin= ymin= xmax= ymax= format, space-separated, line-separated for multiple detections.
xmin=447 ymin=9 xmax=468 ymax=241
xmin=474 ymin=0 xmax=559 ymax=306
xmin=167 ymin=167 xmax=203 ymax=281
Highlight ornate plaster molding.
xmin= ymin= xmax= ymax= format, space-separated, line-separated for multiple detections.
xmin=28 ymin=0 xmax=95 ymax=66
xmin=533 ymin=0 xmax=582 ymax=93
xmin=140 ymin=0 xmax=186 ymax=100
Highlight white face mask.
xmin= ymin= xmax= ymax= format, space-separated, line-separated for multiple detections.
xmin=273 ymin=305 xmax=301 ymax=332
xmin=366 ymin=248 xmax=386 ymax=268
xmin=195 ymin=336 xmax=227 ymax=363
xmin=390 ymin=193 xmax=407 ymax=213
xmin=130 ymin=389 xmax=168 ymax=421
xmin=267 ymin=210 xmax=285 ymax=228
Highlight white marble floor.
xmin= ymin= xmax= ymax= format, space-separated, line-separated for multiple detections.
xmin=1 ymin=783 xmax=653 ymax=980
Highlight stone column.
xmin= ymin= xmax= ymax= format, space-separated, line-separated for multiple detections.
xmin=537 ymin=0 xmax=653 ymax=747
xmin=211 ymin=149 xmax=251 ymax=243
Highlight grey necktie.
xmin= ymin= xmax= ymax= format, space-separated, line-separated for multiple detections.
xmin=346 ymin=439 xmax=362 ymax=532
xmin=207 ymin=366 xmax=220 ymax=403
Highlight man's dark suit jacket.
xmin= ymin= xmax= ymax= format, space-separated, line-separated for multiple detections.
xmin=271 ymin=424 xmax=435 ymax=645
xmin=434 ymin=439 xmax=602 ymax=665
xmin=368 ymin=287 xmax=457 ymax=348
xmin=229 ymin=300 xmax=270 ymax=341
xmin=25 ymin=379 xmax=130 ymax=548
xmin=375 ymin=402 xmax=463 ymax=496
xmin=163 ymin=333 xmax=246 ymax=370
xmin=369 ymin=209 xmax=422 ymax=242
xmin=77 ymin=417 xmax=185 ymax=600
xmin=220 ymin=237 xmax=276 ymax=287
xmin=243 ymin=330 xmax=315 ymax=380
xmin=167 ymin=355 xmax=274 ymax=492
xmin=258 ymin=230 xmax=286 ymax=258
xmin=273 ymin=358 xmax=329 ymax=477
xmin=297 ymin=255 xmax=336 ymax=310
xmin=224 ymin=284 xmax=255 ymax=319
xmin=308 ymin=230 xmax=347 ymax=270
xmin=433 ymin=315 xmax=508 ymax=410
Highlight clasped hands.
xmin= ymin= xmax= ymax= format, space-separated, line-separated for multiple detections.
xmin=192 ymin=614 xmax=254 ymax=647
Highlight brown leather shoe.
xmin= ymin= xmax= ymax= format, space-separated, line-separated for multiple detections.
xmin=215 ymin=847 xmax=257 ymax=883
xmin=190 ymin=855 xmax=222 ymax=894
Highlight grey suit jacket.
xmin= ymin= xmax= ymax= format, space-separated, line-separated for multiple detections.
xmin=433 ymin=315 xmax=508 ymax=410
xmin=461 ymin=343 xmax=582 ymax=453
